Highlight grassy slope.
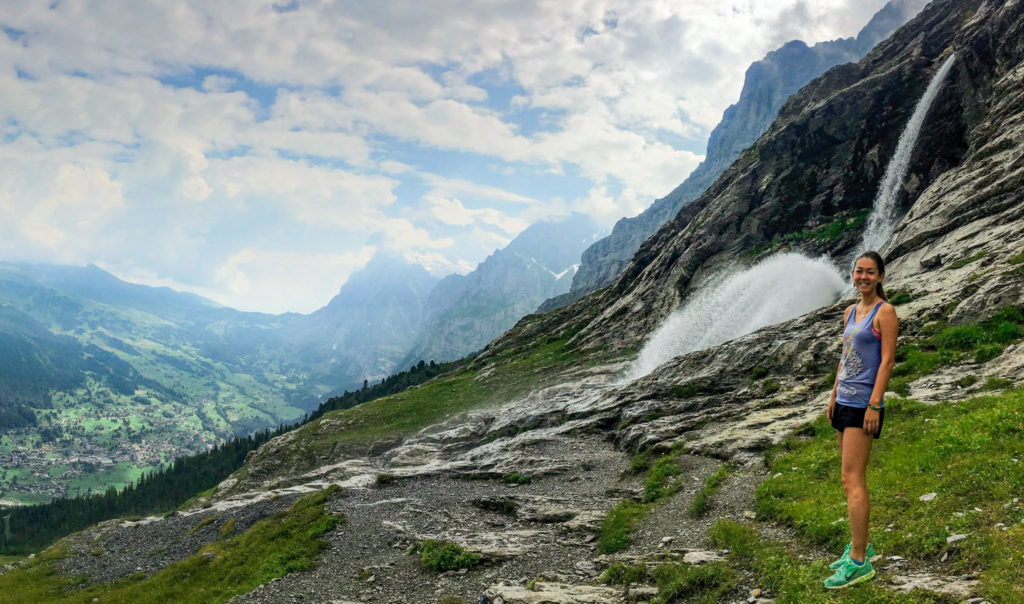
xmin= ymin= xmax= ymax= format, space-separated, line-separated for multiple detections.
xmin=0 ymin=486 xmax=342 ymax=603
xmin=755 ymin=388 xmax=1024 ymax=602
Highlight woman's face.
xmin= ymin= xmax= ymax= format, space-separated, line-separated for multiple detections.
xmin=852 ymin=257 xmax=882 ymax=296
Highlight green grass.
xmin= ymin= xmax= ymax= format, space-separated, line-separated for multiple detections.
xmin=627 ymin=452 xmax=651 ymax=475
xmin=218 ymin=517 xmax=236 ymax=538
xmin=0 ymin=485 xmax=343 ymax=603
xmin=643 ymin=454 xmax=683 ymax=503
xmin=600 ymin=554 xmax=740 ymax=603
xmin=1009 ymin=251 xmax=1024 ymax=265
xmin=981 ymin=376 xmax=1013 ymax=391
xmin=948 ymin=251 xmax=988 ymax=269
xmin=185 ymin=514 xmax=217 ymax=537
xmin=419 ymin=539 xmax=481 ymax=572
xmin=601 ymin=561 xmax=648 ymax=585
xmin=501 ymin=473 xmax=531 ymax=485
xmin=690 ymin=464 xmax=733 ymax=517
xmin=651 ymin=560 xmax=738 ymax=604
xmin=709 ymin=520 xmax=954 ymax=603
xmin=891 ymin=307 xmax=1024 ymax=391
xmin=888 ymin=291 xmax=913 ymax=305
xmin=599 ymin=448 xmax=691 ymax=554
xmin=597 ymin=501 xmax=649 ymax=554
xmin=757 ymin=389 xmax=1024 ymax=602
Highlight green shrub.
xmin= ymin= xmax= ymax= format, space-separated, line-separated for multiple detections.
xmin=822 ymin=368 xmax=837 ymax=389
xmin=889 ymin=290 xmax=913 ymax=305
xmin=670 ymin=382 xmax=704 ymax=398
xmin=601 ymin=561 xmax=648 ymax=586
xmin=690 ymin=464 xmax=733 ymax=518
xmin=936 ymin=325 xmax=988 ymax=350
xmin=419 ymin=539 xmax=480 ymax=572
xmin=975 ymin=344 xmax=1004 ymax=363
xmin=627 ymin=452 xmax=650 ymax=475
xmin=1009 ymin=251 xmax=1024 ymax=265
xmin=762 ymin=378 xmax=780 ymax=396
xmin=948 ymin=250 xmax=988 ymax=269
xmin=956 ymin=375 xmax=979 ymax=388
xmin=597 ymin=501 xmax=648 ymax=554
xmin=889 ymin=377 xmax=911 ymax=397
xmin=651 ymin=561 xmax=736 ymax=603
xmin=982 ymin=376 xmax=1013 ymax=391
xmin=749 ymin=366 xmax=769 ymax=381
xmin=643 ymin=455 xmax=681 ymax=503
xmin=375 ymin=473 xmax=397 ymax=486
xmin=501 ymin=473 xmax=531 ymax=485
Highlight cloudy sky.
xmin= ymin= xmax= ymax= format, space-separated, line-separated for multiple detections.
xmin=0 ymin=0 xmax=891 ymax=313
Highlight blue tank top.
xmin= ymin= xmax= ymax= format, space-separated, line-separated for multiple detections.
xmin=836 ymin=301 xmax=885 ymax=408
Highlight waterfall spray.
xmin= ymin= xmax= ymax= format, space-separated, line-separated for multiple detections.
xmin=626 ymin=253 xmax=847 ymax=381
xmin=861 ymin=54 xmax=956 ymax=254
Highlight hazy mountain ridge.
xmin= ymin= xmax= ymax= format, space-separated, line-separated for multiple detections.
xmin=399 ymin=213 xmax=601 ymax=366
xmin=0 ymin=214 xmax=601 ymax=503
xmin=561 ymin=0 xmax=929 ymax=303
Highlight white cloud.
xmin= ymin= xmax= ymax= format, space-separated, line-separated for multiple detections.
xmin=427 ymin=196 xmax=528 ymax=234
xmin=209 ymin=246 xmax=379 ymax=313
xmin=204 ymin=155 xmax=398 ymax=226
xmin=0 ymin=0 xmax=897 ymax=311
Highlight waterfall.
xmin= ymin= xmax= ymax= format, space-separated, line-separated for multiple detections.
xmin=861 ymin=54 xmax=956 ymax=253
xmin=625 ymin=253 xmax=847 ymax=381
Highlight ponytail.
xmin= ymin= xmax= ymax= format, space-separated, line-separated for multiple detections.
xmin=857 ymin=250 xmax=888 ymax=301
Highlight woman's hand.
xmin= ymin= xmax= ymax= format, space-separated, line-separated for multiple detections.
xmin=863 ymin=406 xmax=880 ymax=434
xmin=827 ymin=399 xmax=835 ymax=422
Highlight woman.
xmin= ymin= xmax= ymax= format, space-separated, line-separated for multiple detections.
xmin=824 ymin=250 xmax=898 ymax=589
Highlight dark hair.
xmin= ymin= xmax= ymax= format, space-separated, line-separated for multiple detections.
xmin=855 ymin=250 xmax=888 ymax=301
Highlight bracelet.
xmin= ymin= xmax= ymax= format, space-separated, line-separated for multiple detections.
xmin=868 ymin=404 xmax=882 ymax=411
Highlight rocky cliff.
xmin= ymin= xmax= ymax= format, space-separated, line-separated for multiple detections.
xmin=6 ymin=0 xmax=1024 ymax=602
xmin=560 ymin=0 xmax=928 ymax=304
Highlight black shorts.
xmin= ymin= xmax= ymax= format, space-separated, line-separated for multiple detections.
xmin=831 ymin=403 xmax=884 ymax=439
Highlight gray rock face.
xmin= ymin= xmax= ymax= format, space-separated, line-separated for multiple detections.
xmin=562 ymin=0 xmax=928 ymax=302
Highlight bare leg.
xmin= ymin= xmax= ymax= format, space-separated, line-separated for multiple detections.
xmin=840 ymin=427 xmax=874 ymax=561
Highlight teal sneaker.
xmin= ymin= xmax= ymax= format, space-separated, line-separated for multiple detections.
xmin=824 ymin=557 xmax=875 ymax=589
xmin=829 ymin=542 xmax=876 ymax=569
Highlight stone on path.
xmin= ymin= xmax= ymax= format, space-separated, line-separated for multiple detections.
xmin=888 ymin=572 xmax=979 ymax=598
xmin=484 ymin=581 xmax=625 ymax=604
